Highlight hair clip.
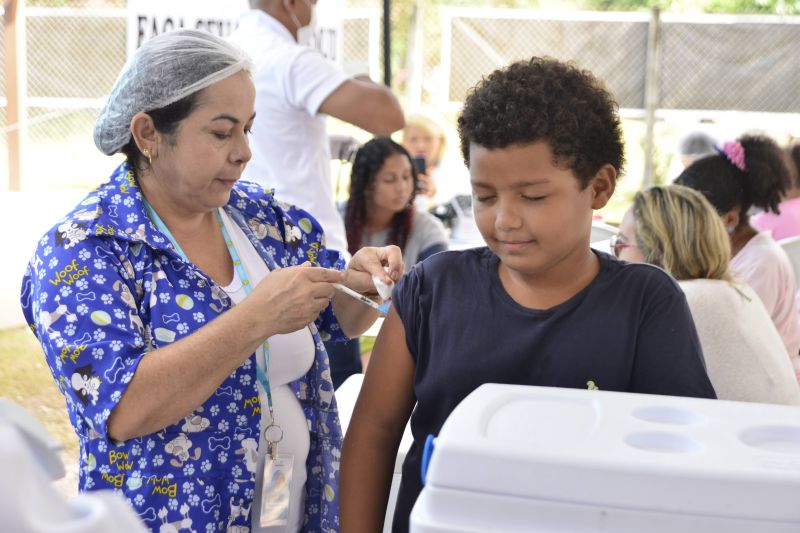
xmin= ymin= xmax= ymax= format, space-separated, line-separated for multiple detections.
xmin=714 ymin=141 xmax=746 ymax=172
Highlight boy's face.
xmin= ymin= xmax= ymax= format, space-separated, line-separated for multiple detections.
xmin=470 ymin=141 xmax=614 ymax=279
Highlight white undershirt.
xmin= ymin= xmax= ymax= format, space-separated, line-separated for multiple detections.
xmin=218 ymin=209 xmax=315 ymax=533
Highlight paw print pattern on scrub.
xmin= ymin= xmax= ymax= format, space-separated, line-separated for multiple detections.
xmin=21 ymin=162 xmax=346 ymax=532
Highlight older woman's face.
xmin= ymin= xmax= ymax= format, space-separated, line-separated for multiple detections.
xmin=614 ymin=207 xmax=646 ymax=263
xmin=154 ymin=71 xmax=255 ymax=213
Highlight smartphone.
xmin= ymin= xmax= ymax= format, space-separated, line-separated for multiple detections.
xmin=411 ymin=155 xmax=427 ymax=175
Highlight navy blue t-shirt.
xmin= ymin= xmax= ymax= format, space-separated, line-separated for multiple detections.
xmin=391 ymin=247 xmax=715 ymax=532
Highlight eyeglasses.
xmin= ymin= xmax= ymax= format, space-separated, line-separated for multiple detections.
xmin=609 ymin=234 xmax=638 ymax=258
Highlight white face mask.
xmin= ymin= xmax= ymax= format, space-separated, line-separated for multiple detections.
xmin=287 ymin=0 xmax=317 ymax=47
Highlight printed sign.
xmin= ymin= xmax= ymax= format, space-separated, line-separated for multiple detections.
xmin=127 ymin=0 xmax=343 ymax=65
xmin=310 ymin=0 xmax=344 ymax=64
xmin=126 ymin=0 xmax=249 ymax=56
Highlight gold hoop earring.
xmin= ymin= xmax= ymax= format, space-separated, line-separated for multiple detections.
xmin=142 ymin=148 xmax=152 ymax=166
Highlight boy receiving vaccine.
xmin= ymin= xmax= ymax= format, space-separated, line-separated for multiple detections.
xmin=340 ymin=57 xmax=716 ymax=533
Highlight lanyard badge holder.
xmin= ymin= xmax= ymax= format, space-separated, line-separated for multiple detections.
xmin=145 ymin=202 xmax=294 ymax=528
xmin=214 ymin=211 xmax=295 ymax=529
xmin=259 ymin=379 xmax=294 ymax=529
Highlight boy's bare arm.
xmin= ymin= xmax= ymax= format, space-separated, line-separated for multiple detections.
xmin=341 ymin=308 xmax=416 ymax=532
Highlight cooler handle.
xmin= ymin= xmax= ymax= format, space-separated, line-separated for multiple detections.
xmin=421 ymin=433 xmax=436 ymax=485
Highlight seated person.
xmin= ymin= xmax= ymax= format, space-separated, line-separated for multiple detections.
xmin=615 ymin=184 xmax=800 ymax=403
xmin=344 ymin=137 xmax=449 ymax=273
xmin=676 ymin=135 xmax=800 ymax=374
xmin=340 ymin=56 xmax=716 ymax=533
xmin=677 ymin=130 xmax=717 ymax=169
xmin=752 ymin=142 xmax=800 ymax=240
xmin=401 ymin=110 xmax=470 ymax=209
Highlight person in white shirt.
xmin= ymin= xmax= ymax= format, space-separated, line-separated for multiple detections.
xmin=675 ymin=134 xmax=800 ymax=378
xmin=230 ymin=0 xmax=404 ymax=255
xmin=230 ymin=0 xmax=405 ymax=388
xmin=615 ymin=184 xmax=800 ymax=404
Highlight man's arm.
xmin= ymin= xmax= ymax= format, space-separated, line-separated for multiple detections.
xmin=319 ymin=77 xmax=404 ymax=135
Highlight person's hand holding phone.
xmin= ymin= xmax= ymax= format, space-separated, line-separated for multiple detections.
xmin=412 ymin=155 xmax=436 ymax=198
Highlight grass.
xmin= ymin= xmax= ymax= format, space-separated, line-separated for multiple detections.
xmin=0 ymin=326 xmax=79 ymax=462
xmin=1 ymin=321 xmax=372 ymax=461
xmin=0 ymin=322 xmax=372 ymax=497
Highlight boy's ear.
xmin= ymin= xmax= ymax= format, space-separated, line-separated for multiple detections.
xmin=589 ymin=164 xmax=617 ymax=210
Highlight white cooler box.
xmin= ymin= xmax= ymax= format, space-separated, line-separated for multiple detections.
xmin=411 ymin=384 xmax=800 ymax=532
xmin=0 ymin=399 xmax=147 ymax=532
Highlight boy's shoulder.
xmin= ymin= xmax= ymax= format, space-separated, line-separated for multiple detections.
xmin=417 ymin=246 xmax=491 ymax=272
xmin=595 ymin=250 xmax=683 ymax=295
xmin=401 ymin=247 xmax=491 ymax=291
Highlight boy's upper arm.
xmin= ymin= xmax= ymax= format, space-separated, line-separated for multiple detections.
xmin=351 ymin=307 xmax=416 ymax=436
xmin=352 ymin=263 xmax=425 ymax=435
xmin=632 ymin=277 xmax=716 ymax=399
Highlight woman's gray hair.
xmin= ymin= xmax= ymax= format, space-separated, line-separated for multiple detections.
xmin=93 ymin=29 xmax=253 ymax=155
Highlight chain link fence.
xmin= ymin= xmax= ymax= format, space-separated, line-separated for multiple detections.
xmin=440 ymin=10 xmax=650 ymax=109
xmin=2 ymin=2 xmax=800 ymax=192
xmin=660 ymin=16 xmax=800 ymax=112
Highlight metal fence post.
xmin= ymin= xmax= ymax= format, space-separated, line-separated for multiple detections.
xmin=404 ymin=0 xmax=424 ymax=109
xmin=643 ymin=6 xmax=661 ymax=189
xmin=4 ymin=0 xmax=26 ymax=192
xmin=382 ymin=0 xmax=391 ymax=86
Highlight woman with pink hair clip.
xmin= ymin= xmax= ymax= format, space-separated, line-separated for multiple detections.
xmin=676 ymin=134 xmax=800 ymax=380
xmin=751 ymin=142 xmax=800 ymax=241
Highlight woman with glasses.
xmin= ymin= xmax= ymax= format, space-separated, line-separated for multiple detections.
xmin=615 ymin=185 xmax=800 ymax=404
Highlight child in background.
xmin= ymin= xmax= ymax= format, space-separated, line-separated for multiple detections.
xmin=616 ymin=185 xmax=800 ymax=403
xmin=340 ymin=57 xmax=716 ymax=533
xmin=675 ymin=135 xmax=800 ymax=366
xmin=752 ymin=142 xmax=800 ymax=240
xmin=344 ymin=137 xmax=449 ymax=273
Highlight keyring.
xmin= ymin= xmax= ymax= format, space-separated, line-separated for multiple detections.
xmin=263 ymin=423 xmax=284 ymax=444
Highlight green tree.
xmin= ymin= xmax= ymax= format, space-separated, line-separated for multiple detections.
xmin=580 ymin=0 xmax=800 ymax=13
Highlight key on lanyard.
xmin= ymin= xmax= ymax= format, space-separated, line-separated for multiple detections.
xmin=264 ymin=423 xmax=284 ymax=460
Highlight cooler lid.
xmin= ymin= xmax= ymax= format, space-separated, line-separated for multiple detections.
xmin=423 ymin=384 xmax=800 ymax=523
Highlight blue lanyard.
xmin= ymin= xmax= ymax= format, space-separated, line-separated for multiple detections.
xmin=143 ymin=199 xmax=276 ymax=423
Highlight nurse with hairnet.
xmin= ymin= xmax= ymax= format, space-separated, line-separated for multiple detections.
xmin=20 ymin=29 xmax=401 ymax=533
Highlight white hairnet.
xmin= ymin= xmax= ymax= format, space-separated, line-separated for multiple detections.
xmin=93 ymin=29 xmax=253 ymax=155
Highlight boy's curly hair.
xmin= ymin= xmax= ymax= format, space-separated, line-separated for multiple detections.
xmin=457 ymin=57 xmax=625 ymax=188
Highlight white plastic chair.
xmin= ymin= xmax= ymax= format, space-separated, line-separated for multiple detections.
xmin=590 ymin=221 xmax=617 ymax=243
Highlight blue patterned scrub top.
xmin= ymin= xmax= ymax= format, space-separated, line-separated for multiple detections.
xmin=20 ymin=162 xmax=346 ymax=532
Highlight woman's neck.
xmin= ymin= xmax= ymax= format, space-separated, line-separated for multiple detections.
xmin=139 ymin=175 xmax=214 ymax=239
xmin=364 ymin=206 xmax=396 ymax=233
xmin=730 ymin=224 xmax=758 ymax=257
